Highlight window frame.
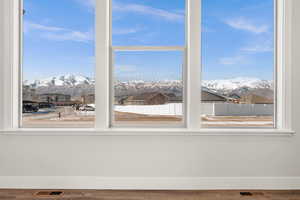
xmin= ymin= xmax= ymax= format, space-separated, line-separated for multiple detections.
xmin=109 ymin=47 xmax=187 ymax=128
xmin=109 ymin=0 xmax=200 ymax=129
xmin=0 ymin=0 xmax=294 ymax=135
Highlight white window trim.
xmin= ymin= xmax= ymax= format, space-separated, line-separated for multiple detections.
xmin=276 ymin=0 xmax=292 ymax=130
xmin=95 ymin=0 xmax=110 ymax=129
xmin=109 ymin=46 xmax=187 ymax=129
xmin=187 ymin=0 xmax=202 ymax=130
xmin=109 ymin=0 xmax=188 ymax=128
xmin=0 ymin=0 xmax=294 ymax=135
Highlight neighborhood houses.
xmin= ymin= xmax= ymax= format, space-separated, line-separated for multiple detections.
xmin=22 ymin=81 xmax=274 ymax=128
xmin=22 ymin=85 xmax=95 ymax=112
xmin=23 ymin=84 xmax=274 ymax=113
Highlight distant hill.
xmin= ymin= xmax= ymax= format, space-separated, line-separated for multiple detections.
xmin=24 ymin=74 xmax=95 ymax=87
xmin=201 ymin=77 xmax=274 ymax=100
xmin=23 ymin=75 xmax=274 ymax=99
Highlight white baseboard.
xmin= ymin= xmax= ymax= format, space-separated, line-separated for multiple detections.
xmin=0 ymin=176 xmax=300 ymax=190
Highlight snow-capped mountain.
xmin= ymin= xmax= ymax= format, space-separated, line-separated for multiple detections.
xmin=202 ymin=77 xmax=273 ymax=93
xmin=23 ymin=75 xmax=273 ymax=98
xmin=25 ymin=74 xmax=95 ymax=87
xmin=24 ymin=75 xmax=272 ymax=90
xmin=115 ymin=80 xmax=183 ymax=97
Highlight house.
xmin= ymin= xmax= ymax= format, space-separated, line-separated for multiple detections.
xmin=38 ymin=93 xmax=71 ymax=103
xmin=228 ymin=93 xmax=241 ymax=100
xmin=22 ymin=85 xmax=38 ymax=101
xmin=201 ymin=90 xmax=229 ymax=103
xmin=117 ymin=89 xmax=234 ymax=105
xmin=38 ymin=102 xmax=55 ymax=109
xmin=165 ymin=93 xmax=183 ymax=103
xmin=38 ymin=93 xmax=76 ymax=106
xmin=240 ymin=94 xmax=273 ymax=104
xmin=54 ymin=101 xmax=80 ymax=106
xmin=121 ymin=92 xmax=169 ymax=105
xmin=226 ymin=93 xmax=241 ymax=103
xmin=81 ymin=94 xmax=95 ymax=104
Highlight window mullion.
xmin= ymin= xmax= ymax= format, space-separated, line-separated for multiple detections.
xmin=276 ymin=0 xmax=292 ymax=130
xmin=186 ymin=0 xmax=201 ymax=130
xmin=1 ymin=0 xmax=20 ymax=130
xmin=0 ymin=0 xmax=4 ymax=130
xmin=95 ymin=0 xmax=110 ymax=129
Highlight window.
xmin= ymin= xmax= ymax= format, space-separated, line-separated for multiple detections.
xmin=112 ymin=50 xmax=184 ymax=126
xmin=21 ymin=0 xmax=95 ymax=128
xmin=201 ymin=0 xmax=275 ymax=128
xmin=0 ymin=0 xmax=292 ymax=134
xmin=111 ymin=0 xmax=186 ymax=127
xmin=112 ymin=0 xmax=185 ymax=46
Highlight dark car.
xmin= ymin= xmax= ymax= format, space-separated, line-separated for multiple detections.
xmin=23 ymin=101 xmax=39 ymax=113
xmin=23 ymin=104 xmax=39 ymax=113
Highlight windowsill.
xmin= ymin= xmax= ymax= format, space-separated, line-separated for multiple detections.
xmin=0 ymin=128 xmax=295 ymax=136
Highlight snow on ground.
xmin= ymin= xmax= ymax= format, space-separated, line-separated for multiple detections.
xmin=114 ymin=103 xmax=183 ymax=116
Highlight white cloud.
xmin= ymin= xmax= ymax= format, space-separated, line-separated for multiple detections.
xmin=219 ymin=55 xmax=245 ymax=65
xmin=43 ymin=30 xmax=93 ymax=43
xmin=241 ymin=39 xmax=273 ymax=53
xmin=225 ymin=17 xmax=269 ymax=34
xmin=24 ymin=20 xmax=94 ymax=43
xmin=113 ymin=1 xmax=184 ymax=22
xmin=113 ymin=28 xmax=140 ymax=35
xmin=24 ymin=21 xmax=66 ymax=32
xmin=241 ymin=45 xmax=273 ymax=53
xmin=75 ymin=0 xmax=183 ymax=22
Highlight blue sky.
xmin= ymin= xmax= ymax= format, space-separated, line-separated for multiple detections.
xmin=23 ymin=0 xmax=274 ymax=81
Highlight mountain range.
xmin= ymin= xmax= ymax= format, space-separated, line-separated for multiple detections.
xmin=24 ymin=74 xmax=95 ymax=87
xmin=24 ymin=75 xmax=274 ymax=98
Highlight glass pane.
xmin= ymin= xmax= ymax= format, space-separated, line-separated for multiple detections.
xmin=22 ymin=0 xmax=95 ymax=128
xmin=201 ymin=0 xmax=275 ymax=128
xmin=113 ymin=51 xmax=184 ymax=126
xmin=112 ymin=0 xmax=185 ymax=46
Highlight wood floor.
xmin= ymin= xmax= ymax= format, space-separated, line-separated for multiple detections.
xmin=0 ymin=190 xmax=300 ymax=200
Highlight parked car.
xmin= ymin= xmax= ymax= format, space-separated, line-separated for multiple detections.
xmin=23 ymin=104 xmax=39 ymax=113
xmin=23 ymin=101 xmax=39 ymax=113
xmin=79 ymin=105 xmax=95 ymax=111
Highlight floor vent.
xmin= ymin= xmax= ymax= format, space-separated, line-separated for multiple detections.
xmin=240 ymin=192 xmax=253 ymax=196
xmin=36 ymin=191 xmax=63 ymax=196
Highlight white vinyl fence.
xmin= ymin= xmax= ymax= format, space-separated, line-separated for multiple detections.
xmin=213 ymin=103 xmax=273 ymax=116
xmin=114 ymin=103 xmax=274 ymax=116
xmin=201 ymin=103 xmax=215 ymax=115
xmin=114 ymin=103 xmax=182 ymax=116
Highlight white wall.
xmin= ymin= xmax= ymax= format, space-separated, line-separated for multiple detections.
xmin=0 ymin=0 xmax=299 ymax=189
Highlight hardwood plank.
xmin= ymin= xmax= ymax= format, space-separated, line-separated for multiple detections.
xmin=0 ymin=190 xmax=300 ymax=200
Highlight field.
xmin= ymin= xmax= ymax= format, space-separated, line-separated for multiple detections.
xmin=22 ymin=106 xmax=273 ymax=128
